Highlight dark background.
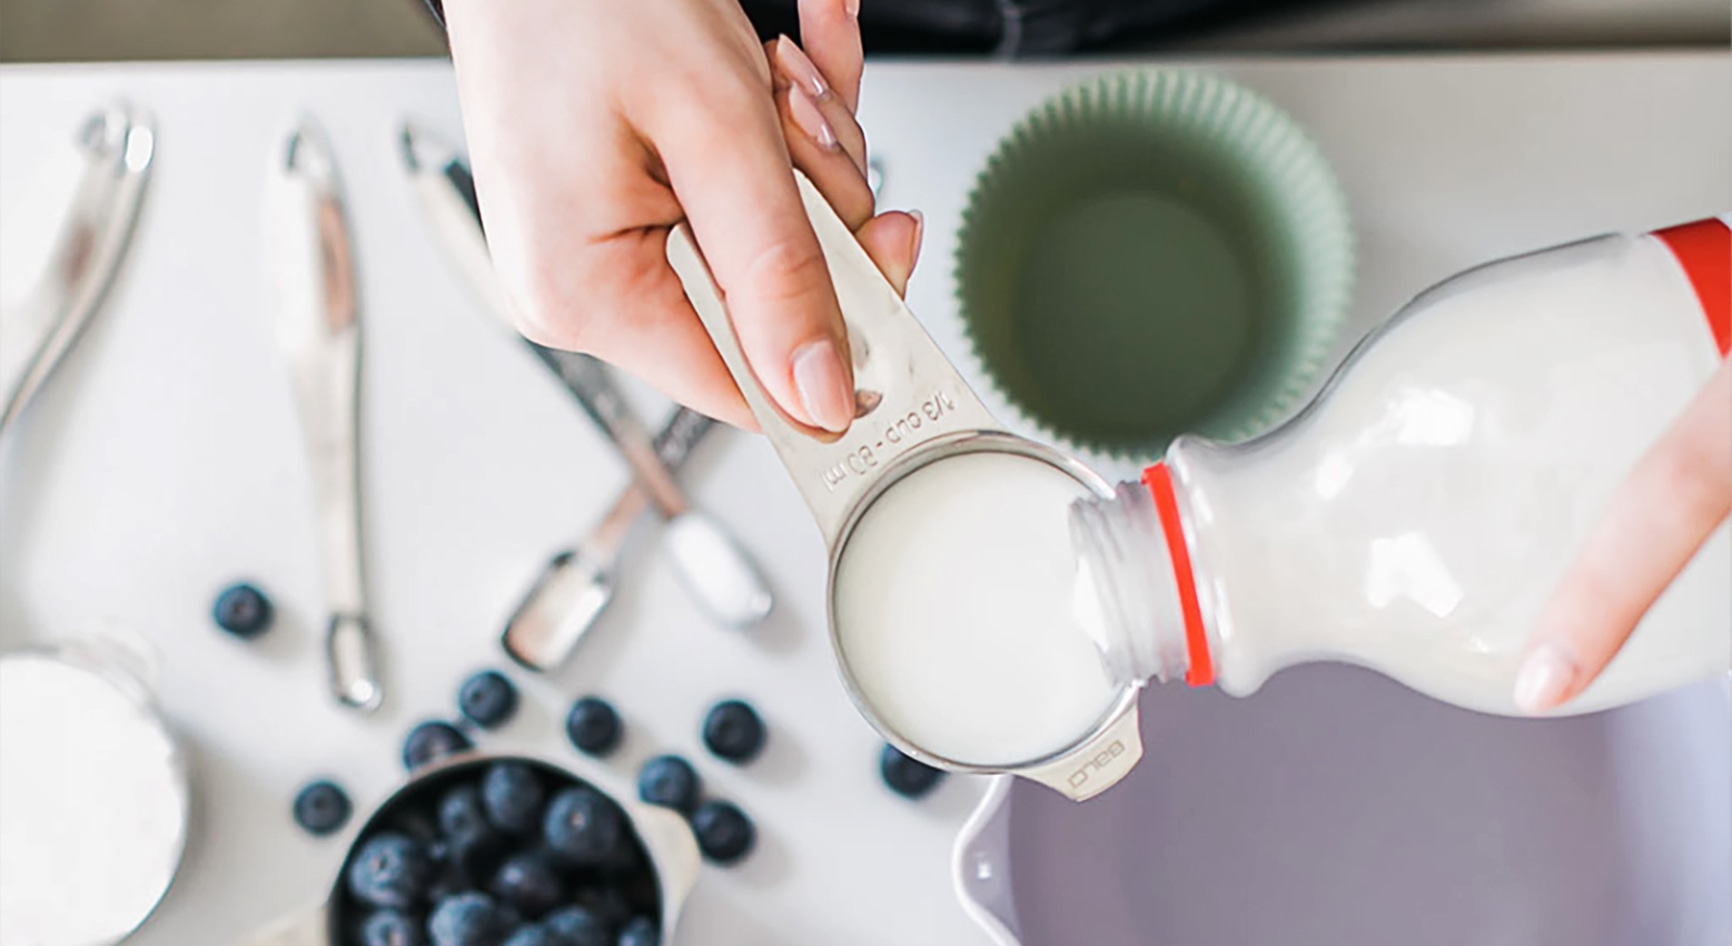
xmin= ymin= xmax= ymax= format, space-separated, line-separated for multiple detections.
xmin=0 ymin=0 xmax=1726 ymax=62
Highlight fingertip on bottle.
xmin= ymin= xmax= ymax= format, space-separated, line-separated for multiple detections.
xmin=1513 ymin=642 xmax=1577 ymax=715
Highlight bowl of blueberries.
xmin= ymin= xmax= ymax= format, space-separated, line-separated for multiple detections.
xmin=273 ymin=752 xmax=699 ymax=946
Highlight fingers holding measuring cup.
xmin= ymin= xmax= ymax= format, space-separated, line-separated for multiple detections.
xmin=768 ymin=33 xmax=924 ymax=299
xmin=446 ymin=0 xmax=922 ymax=438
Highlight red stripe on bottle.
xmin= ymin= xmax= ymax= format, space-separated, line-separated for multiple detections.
xmin=1142 ymin=463 xmax=1215 ymax=687
xmin=1654 ymin=218 xmax=1730 ymax=357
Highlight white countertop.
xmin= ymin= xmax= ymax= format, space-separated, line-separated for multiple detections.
xmin=1 ymin=52 xmax=1728 ymax=946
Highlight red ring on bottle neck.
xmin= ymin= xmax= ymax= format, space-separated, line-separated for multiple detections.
xmin=1142 ymin=462 xmax=1215 ymax=687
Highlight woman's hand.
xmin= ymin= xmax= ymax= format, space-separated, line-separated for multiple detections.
xmin=444 ymin=0 xmax=919 ymax=434
xmin=1515 ymin=358 xmax=1731 ymax=713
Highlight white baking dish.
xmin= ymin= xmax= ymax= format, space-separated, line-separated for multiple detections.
xmin=955 ymin=669 xmax=1731 ymax=945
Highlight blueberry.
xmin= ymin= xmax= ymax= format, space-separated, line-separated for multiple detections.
xmin=212 ymin=582 xmax=273 ymax=638
xmin=438 ymin=830 xmax=505 ymax=894
xmin=481 ymin=762 xmax=545 ymax=836
xmin=428 ymin=857 xmax=479 ymax=902
xmin=879 ymin=744 xmax=946 ymax=799
xmin=616 ymin=916 xmax=658 ymax=946
xmin=429 ymin=892 xmax=514 ymax=946
xmin=360 ymin=909 xmax=425 ymax=946
xmin=438 ymin=784 xmax=493 ymax=840
xmin=292 ymin=779 xmax=351 ymax=836
xmin=565 ymin=697 xmax=622 ymax=757
xmin=542 ymin=786 xmax=624 ymax=868
xmin=403 ymin=721 xmax=473 ymax=771
xmin=458 ymin=670 xmax=519 ymax=730
xmin=542 ymin=906 xmax=610 ymax=946
xmin=635 ymin=756 xmax=699 ymax=813
xmin=346 ymin=832 xmax=436 ymax=909
xmin=501 ymin=926 xmax=559 ymax=946
xmin=689 ymin=799 xmax=754 ymax=865
xmin=394 ymin=808 xmax=444 ymax=846
xmin=700 ymin=699 xmax=765 ymax=764
xmin=567 ymin=887 xmax=631 ymax=927
xmin=488 ymin=852 xmax=563 ymax=919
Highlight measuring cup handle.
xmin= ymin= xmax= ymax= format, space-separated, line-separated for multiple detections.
xmin=666 ymin=171 xmax=1000 ymax=547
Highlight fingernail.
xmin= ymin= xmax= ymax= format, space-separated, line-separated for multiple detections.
xmin=1513 ymin=644 xmax=1576 ymax=715
xmin=908 ymin=209 xmax=926 ymax=262
xmin=845 ymin=0 xmax=860 ymax=17
xmin=787 ymin=84 xmax=840 ymax=152
xmin=792 ymin=338 xmax=853 ymax=432
xmin=775 ymin=36 xmax=828 ymax=100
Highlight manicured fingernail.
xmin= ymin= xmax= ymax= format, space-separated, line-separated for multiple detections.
xmin=792 ymin=338 xmax=853 ymax=432
xmin=1513 ymin=644 xmax=1576 ymax=715
xmin=908 ymin=209 xmax=925 ymax=262
xmin=775 ymin=36 xmax=828 ymax=100
xmin=787 ymin=84 xmax=839 ymax=152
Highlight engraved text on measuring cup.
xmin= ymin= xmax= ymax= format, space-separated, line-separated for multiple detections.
xmin=1066 ymin=739 xmax=1127 ymax=789
xmin=819 ymin=388 xmax=960 ymax=492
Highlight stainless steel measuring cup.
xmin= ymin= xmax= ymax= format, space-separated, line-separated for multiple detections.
xmin=664 ymin=173 xmax=1143 ymax=801
xmin=234 ymin=752 xmax=698 ymax=946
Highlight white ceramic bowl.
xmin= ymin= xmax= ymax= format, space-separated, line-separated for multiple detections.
xmin=953 ymin=670 xmax=1731 ymax=944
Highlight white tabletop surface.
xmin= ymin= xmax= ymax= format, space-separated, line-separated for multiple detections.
xmin=1 ymin=51 xmax=1728 ymax=946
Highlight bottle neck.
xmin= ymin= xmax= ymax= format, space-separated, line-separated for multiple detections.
xmin=1070 ymin=463 xmax=1213 ymax=688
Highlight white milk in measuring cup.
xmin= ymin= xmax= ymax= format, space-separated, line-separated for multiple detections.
xmin=667 ymin=173 xmax=1146 ymax=801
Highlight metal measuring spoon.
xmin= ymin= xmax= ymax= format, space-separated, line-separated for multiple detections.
xmin=500 ymin=407 xmax=715 ymax=671
xmin=398 ymin=122 xmax=773 ymax=638
xmin=0 ymin=103 xmax=153 ymax=439
xmin=265 ymin=118 xmax=383 ymax=713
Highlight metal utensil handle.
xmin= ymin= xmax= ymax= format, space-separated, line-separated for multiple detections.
xmin=0 ymin=104 xmax=154 ymax=438
xmin=278 ymin=120 xmax=382 ymax=714
xmin=653 ymin=406 xmax=715 ymax=470
xmin=666 ymin=172 xmax=999 ymax=548
xmin=579 ymin=404 xmax=717 ymax=563
xmin=535 ymin=346 xmax=690 ymax=517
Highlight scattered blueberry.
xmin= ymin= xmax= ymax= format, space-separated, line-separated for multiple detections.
xmin=501 ymin=926 xmax=560 ymax=946
xmin=542 ymin=906 xmax=610 ymax=946
xmin=542 ymin=786 xmax=624 ymax=868
xmin=879 ymin=743 xmax=946 ymax=799
xmin=700 ymin=699 xmax=766 ymax=764
xmin=292 ymin=779 xmax=351 ymax=836
xmin=616 ymin=917 xmax=658 ymax=946
xmin=482 ymin=762 xmax=546 ymax=836
xmin=458 ymin=670 xmax=519 ymax=730
xmin=689 ymin=799 xmax=754 ymax=865
xmin=404 ymin=721 xmax=473 ymax=771
xmin=564 ymin=697 xmax=622 ymax=757
xmin=346 ymin=832 xmax=436 ymax=910
xmin=635 ymin=756 xmax=699 ymax=813
xmin=212 ymin=581 xmax=273 ymax=638
xmin=429 ymin=892 xmax=514 ymax=946
xmin=489 ymin=851 xmax=563 ymax=919
xmin=360 ymin=909 xmax=425 ymax=946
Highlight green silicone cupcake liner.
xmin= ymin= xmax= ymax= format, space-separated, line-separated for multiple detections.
xmin=954 ymin=69 xmax=1355 ymax=462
